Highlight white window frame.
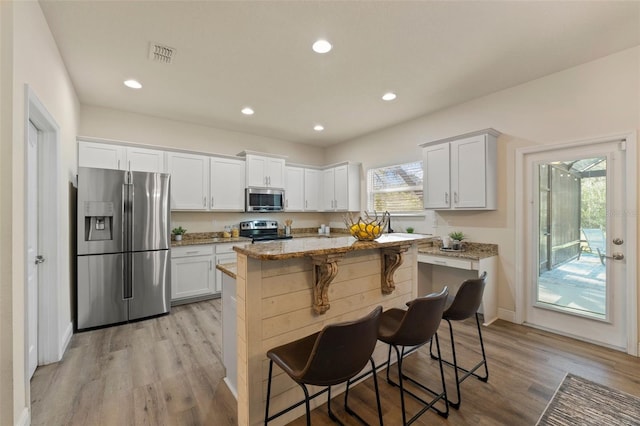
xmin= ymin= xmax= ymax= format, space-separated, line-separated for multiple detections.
xmin=367 ymin=161 xmax=424 ymax=216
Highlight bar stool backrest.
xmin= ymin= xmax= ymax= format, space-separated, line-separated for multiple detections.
xmin=443 ymin=272 xmax=487 ymax=321
xmin=391 ymin=287 xmax=449 ymax=347
xmin=300 ymin=305 xmax=383 ymax=386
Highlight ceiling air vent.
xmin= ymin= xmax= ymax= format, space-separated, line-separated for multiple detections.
xmin=148 ymin=43 xmax=175 ymax=64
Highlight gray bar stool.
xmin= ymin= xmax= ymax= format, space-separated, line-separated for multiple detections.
xmin=430 ymin=271 xmax=489 ymax=409
xmin=264 ymin=306 xmax=384 ymax=425
xmin=377 ymin=287 xmax=449 ymax=425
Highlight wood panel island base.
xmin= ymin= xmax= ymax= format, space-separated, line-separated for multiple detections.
xmin=232 ymin=234 xmax=431 ymax=426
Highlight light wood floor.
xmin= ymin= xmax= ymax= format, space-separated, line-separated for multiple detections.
xmin=31 ymin=299 xmax=640 ymax=425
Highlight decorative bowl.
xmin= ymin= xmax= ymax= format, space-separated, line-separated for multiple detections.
xmin=344 ymin=211 xmax=390 ymax=241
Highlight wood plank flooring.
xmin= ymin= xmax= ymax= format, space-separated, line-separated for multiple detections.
xmin=31 ymin=299 xmax=640 ymax=425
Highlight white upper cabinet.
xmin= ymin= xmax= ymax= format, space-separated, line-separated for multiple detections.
xmin=322 ymin=163 xmax=361 ymax=212
xmin=125 ymin=146 xmax=166 ymax=173
xmin=303 ymin=168 xmax=321 ymax=211
xmin=78 ymin=141 xmax=166 ymax=172
xmin=421 ymin=129 xmax=499 ymax=210
xmin=245 ymin=154 xmax=286 ymax=188
xmin=285 ymin=166 xmax=305 ymax=211
xmin=78 ymin=141 xmax=126 ymax=170
xmin=167 ymin=152 xmax=209 ymax=210
xmin=210 ymin=157 xmax=245 ymax=211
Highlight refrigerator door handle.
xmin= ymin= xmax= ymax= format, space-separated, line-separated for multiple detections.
xmin=123 ymin=253 xmax=133 ymax=299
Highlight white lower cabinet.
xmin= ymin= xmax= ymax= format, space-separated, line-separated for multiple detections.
xmin=171 ymin=245 xmax=216 ymax=304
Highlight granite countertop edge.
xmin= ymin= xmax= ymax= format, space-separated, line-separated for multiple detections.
xmin=417 ymin=242 xmax=499 ymax=260
xmin=216 ymin=262 xmax=237 ymax=279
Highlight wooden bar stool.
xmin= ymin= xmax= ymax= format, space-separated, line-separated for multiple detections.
xmin=264 ymin=306 xmax=384 ymax=425
xmin=377 ymin=287 xmax=449 ymax=425
xmin=430 ymin=272 xmax=489 ymax=409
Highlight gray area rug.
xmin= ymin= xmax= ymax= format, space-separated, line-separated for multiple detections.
xmin=537 ymin=373 xmax=640 ymax=425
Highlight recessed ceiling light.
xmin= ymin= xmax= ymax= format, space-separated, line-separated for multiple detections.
xmin=241 ymin=107 xmax=254 ymax=115
xmin=382 ymin=92 xmax=397 ymax=101
xmin=314 ymin=124 xmax=325 ymax=132
xmin=312 ymin=39 xmax=332 ymax=54
xmin=124 ymin=79 xmax=142 ymax=89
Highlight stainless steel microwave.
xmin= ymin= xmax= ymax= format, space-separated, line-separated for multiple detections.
xmin=245 ymin=187 xmax=285 ymax=212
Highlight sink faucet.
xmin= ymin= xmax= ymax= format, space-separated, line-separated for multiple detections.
xmin=387 ymin=215 xmax=394 ymax=233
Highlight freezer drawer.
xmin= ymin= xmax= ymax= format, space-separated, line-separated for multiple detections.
xmin=77 ymin=253 xmax=128 ymax=330
xmin=128 ymin=250 xmax=171 ymax=321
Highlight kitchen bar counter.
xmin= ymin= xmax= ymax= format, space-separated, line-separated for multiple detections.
xmin=234 ymin=233 xmax=432 ymax=260
xmin=233 ymin=233 xmax=429 ymax=425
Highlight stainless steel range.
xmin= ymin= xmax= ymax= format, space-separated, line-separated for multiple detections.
xmin=239 ymin=220 xmax=293 ymax=243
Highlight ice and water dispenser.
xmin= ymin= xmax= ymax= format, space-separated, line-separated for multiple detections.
xmin=83 ymin=201 xmax=115 ymax=241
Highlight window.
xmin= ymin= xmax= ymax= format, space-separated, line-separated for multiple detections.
xmin=367 ymin=161 xmax=423 ymax=213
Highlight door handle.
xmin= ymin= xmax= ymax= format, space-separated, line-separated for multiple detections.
xmin=35 ymin=255 xmax=45 ymax=265
xmin=612 ymin=238 xmax=623 ymax=245
xmin=603 ymin=252 xmax=624 ymax=261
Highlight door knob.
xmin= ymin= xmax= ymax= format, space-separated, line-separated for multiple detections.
xmin=35 ymin=255 xmax=45 ymax=265
xmin=612 ymin=238 xmax=623 ymax=245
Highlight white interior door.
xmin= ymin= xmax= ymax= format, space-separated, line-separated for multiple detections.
xmin=27 ymin=120 xmax=40 ymax=378
xmin=524 ymin=139 xmax=629 ymax=350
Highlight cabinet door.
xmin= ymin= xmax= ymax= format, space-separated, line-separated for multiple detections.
xmin=304 ymin=169 xmax=320 ymax=211
xmin=333 ymin=165 xmax=350 ymax=211
xmin=285 ymin=167 xmax=304 ymax=211
xmin=126 ymin=146 xmax=166 ymax=173
xmin=245 ymin=155 xmax=285 ymax=187
xmin=451 ymin=135 xmax=487 ymax=208
xmin=210 ymin=157 xmax=245 ymax=211
xmin=167 ymin=152 xmax=209 ymax=210
xmin=266 ymin=158 xmax=286 ymax=188
xmin=78 ymin=141 xmax=125 ymax=170
xmin=171 ymin=255 xmax=214 ymax=300
xmin=322 ymin=168 xmax=335 ymax=211
xmin=423 ymin=144 xmax=451 ymax=209
xmin=245 ymin=155 xmax=267 ymax=187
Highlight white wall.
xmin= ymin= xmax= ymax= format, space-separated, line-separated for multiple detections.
xmin=1 ymin=1 xmax=80 ymax=424
xmin=80 ymin=105 xmax=326 ymax=165
xmin=326 ymin=46 xmax=640 ymax=325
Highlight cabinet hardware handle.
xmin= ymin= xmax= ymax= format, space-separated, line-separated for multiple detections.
xmin=305 ymin=200 xmax=308 ymax=208
xmin=117 ymin=160 xmax=121 ymax=170
xmin=210 ymin=197 xmax=214 ymax=208
xmin=445 ymin=192 xmax=449 ymax=204
xmin=186 ymin=251 xmax=199 ymax=254
xmin=210 ymin=260 xmax=213 ymax=270
xmin=203 ymin=196 xmax=206 ymax=207
xmin=454 ymin=192 xmax=458 ymax=204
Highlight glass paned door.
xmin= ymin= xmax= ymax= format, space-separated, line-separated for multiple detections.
xmin=536 ymin=158 xmax=606 ymax=318
xmin=524 ymin=140 xmax=627 ymax=350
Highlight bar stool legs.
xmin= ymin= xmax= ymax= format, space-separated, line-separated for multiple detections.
xmin=265 ymin=357 xmax=383 ymax=425
xmin=430 ymin=312 xmax=489 ymax=409
xmin=384 ymin=334 xmax=449 ymax=425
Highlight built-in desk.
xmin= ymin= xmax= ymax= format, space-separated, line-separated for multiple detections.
xmin=417 ymin=242 xmax=499 ymax=325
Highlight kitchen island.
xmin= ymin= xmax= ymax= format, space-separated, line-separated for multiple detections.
xmin=230 ymin=234 xmax=431 ymax=426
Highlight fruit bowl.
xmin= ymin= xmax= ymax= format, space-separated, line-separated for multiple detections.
xmin=344 ymin=211 xmax=390 ymax=241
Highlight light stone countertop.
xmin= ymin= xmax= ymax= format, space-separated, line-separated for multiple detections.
xmin=233 ymin=233 xmax=433 ymax=260
xmin=417 ymin=241 xmax=499 ymax=260
xmin=216 ymin=263 xmax=237 ymax=279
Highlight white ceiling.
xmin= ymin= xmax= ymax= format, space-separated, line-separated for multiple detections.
xmin=40 ymin=1 xmax=640 ymax=147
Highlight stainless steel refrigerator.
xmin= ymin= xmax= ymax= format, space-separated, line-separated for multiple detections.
xmin=76 ymin=167 xmax=171 ymax=330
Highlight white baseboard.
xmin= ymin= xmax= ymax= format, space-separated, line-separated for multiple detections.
xmin=59 ymin=321 xmax=73 ymax=360
xmin=498 ymin=308 xmax=516 ymax=323
xmin=16 ymin=407 xmax=30 ymax=426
